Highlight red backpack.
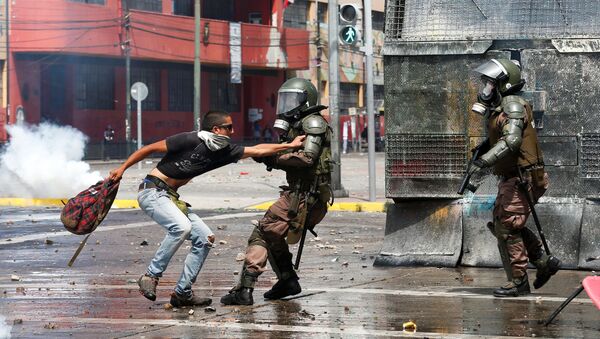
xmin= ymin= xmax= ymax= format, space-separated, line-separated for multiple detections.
xmin=61 ymin=178 xmax=119 ymax=235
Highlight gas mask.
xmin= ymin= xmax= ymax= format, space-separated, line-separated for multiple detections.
xmin=273 ymin=89 xmax=309 ymax=135
xmin=472 ymin=77 xmax=500 ymax=116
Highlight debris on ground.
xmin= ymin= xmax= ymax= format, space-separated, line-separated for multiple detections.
xmin=331 ymin=257 xmax=339 ymax=262
xmin=342 ymin=262 xmax=349 ymax=267
xmin=233 ymin=270 xmax=239 ymax=275
xmin=16 ymin=287 xmax=25 ymax=295
xmin=13 ymin=319 xmax=23 ymax=325
xmin=220 ymin=240 xmax=228 ymax=245
xmin=10 ymin=274 xmax=20 ymax=281
xmin=205 ymin=306 xmax=216 ymax=312
xmin=164 ymin=303 xmax=173 ymax=310
xmin=218 ymin=225 xmax=227 ymax=230
xmin=126 ymin=279 xmax=137 ymax=284
xmin=235 ymin=253 xmax=246 ymax=261
xmin=188 ymin=309 xmax=195 ymax=315
xmin=43 ymin=323 xmax=57 ymax=330
xmin=45 ymin=239 xmax=54 ymax=245
xmin=299 ymin=309 xmax=316 ymax=320
xmin=403 ymin=321 xmax=417 ymax=332
xmin=140 ymin=240 xmax=149 ymax=246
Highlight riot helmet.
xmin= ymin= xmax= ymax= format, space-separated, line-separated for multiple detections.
xmin=274 ymin=78 xmax=318 ymax=133
xmin=472 ymin=58 xmax=524 ymax=115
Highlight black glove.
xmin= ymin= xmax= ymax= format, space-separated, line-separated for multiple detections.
xmin=469 ymin=159 xmax=486 ymax=175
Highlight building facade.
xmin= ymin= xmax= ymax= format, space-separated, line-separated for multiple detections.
xmin=0 ymin=0 xmax=310 ymax=152
xmin=287 ymin=0 xmax=386 ymax=144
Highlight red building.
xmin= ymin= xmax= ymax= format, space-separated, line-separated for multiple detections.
xmin=1 ymin=0 xmax=309 ymax=151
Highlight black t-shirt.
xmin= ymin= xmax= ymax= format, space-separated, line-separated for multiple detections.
xmin=156 ymin=132 xmax=245 ymax=179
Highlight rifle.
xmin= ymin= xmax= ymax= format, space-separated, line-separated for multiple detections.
xmin=293 ymin=177 xmax=320 ymax=270
xmin=457 ymin=138 xmax=490 ymax=195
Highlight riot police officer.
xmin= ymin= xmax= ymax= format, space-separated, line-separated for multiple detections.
xmin=469 ymin=59 xmax=561 ymax=297
xmin=221 ymin=78 xmax=332 ymax=305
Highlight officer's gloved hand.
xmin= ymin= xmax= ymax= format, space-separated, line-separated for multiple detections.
xmin=469 ymin=159 xmax=486 ymax=175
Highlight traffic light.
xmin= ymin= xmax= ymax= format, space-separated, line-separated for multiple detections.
xmin=339 ymin=4 xmax=361 ymax=46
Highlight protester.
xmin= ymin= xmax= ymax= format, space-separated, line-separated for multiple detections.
xmin=108 ymin=110 xmax=305 ymax=307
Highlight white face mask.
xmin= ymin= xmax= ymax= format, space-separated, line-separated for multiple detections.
xmin=197 ymin=131 xmax=230 ymax=151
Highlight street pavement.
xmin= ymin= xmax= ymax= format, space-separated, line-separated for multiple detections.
xmin=0 ymin=153 xmax=599 ymax=337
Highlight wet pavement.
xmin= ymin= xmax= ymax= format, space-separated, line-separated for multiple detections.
xmin=1 ymin=206 xmax=599 ymax=338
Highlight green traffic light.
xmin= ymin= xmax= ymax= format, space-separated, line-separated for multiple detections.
xmin=340 ymin=26 xmax=358 ymax=45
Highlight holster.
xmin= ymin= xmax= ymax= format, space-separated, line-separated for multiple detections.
xmin=529 ymin=166 xmax=546 ymax=189
xmin=288 ymin=190 xmax=301 ymax=219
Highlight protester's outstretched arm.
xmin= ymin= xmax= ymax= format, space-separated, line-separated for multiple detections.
xmin=108 ymin=140 xmax=167 ymax=182
xmin=241 ymin=135 xmax=305 ymax=159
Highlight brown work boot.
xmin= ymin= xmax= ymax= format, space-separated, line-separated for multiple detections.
xmin=493 ymin=275 xmax=531 ymax=297
xmin=138 ymin=274 xmax=159 ymax=301
xmin=170 ymin=291 xmax=212 ymax=307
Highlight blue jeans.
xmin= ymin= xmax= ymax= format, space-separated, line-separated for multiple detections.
xmin=138 ymin=187 xmax=214 ymax=297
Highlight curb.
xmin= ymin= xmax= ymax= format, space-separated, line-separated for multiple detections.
xmin=245 ymin=201 xmax=389 ymax=212
xmin=0 ymin=198 xmax=139 ymax=209
xmin=0 ymin=199 xmax=389 ymax=212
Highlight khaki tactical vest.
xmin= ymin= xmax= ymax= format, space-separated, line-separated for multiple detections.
xmin=487 ymin=96 xmax=544 ymax=177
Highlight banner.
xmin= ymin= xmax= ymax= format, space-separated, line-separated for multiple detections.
xmin=230 ymin=22 xmax=242 ymax=84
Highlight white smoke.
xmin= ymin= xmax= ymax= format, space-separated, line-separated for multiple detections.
xmin=0 ymin=123 xmax=102 ymax=198
xmin=0 ymin=315 xmax=11 ymax=339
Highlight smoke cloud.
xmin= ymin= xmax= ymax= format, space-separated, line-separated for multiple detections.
xmin=0 ymin=123 xmax=102 ymax=198
xmin=0 ymin=315 xmax=11 ymax=338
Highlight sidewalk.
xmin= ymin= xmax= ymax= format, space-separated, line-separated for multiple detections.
xmin=0 ymin=153 xmax=389 ymax=212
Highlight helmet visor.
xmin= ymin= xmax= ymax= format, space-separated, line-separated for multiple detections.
xmin=276 ymin=90 xmax=307 ymax=116
xmin=474 ymin=60 xmax=506 ymax=81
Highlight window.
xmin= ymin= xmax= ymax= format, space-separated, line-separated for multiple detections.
xmin=173 ymin=0 xmax=193 ymax=16
xmin=125 ymin=0 xmax=162 ymax=13
xmin=69 ymin=0 xmax=105 ymax=4
xmin=364 ymin=85 xmax=385 ymax=111
xmin=283 ymin=0 xmax=307 ymax=29
xmin=372 ymin=11 xmax=385 ymax=32
xmin=209 ymin=70 xmax=240 ymax=113
xmin=339 ymin=82 xmax=359 ymax=114
xmin=168 ymin=68 xmax=193 ymax=112
xmin=203 ymin=0 xmax=234 ymax=21
xmin=75 ymin=64 xmax=115 ymax=110
xmin=131 ymin=66 xmax=161 ymax=111
xmin=318 ymin=3 xmax=328 ymax=24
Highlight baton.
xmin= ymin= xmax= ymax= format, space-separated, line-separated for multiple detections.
xmin=517 ymin=168 xmax=551 ymax=255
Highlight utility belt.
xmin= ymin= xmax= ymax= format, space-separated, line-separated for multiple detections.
xmin=139 ymin=175 xmax=190 ymax=215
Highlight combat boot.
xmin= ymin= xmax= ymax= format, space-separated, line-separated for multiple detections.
xmin=138 ymin=274 xmax=159 ymax=301
xmin=170 ymin=291 xmax=212 ymax=307
xmin=220 ymin=269 xmax=258 ymax=306
xmin=493 ymin=275 xmax=531 ymax=297
xmin=264 ymin=272 xmax=301 ymax=300
xmin=220 ymin=287 xmax=254 ymax=306
xmin=533 ymin=255 xmax=561 ymax=289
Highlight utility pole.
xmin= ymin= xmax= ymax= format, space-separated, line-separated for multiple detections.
xmin=315 ymin=0 xmax=321 ymax=105
xmin=193 ymin=0 xmax=201 ymax=130
xmin=328 ymin=0 xmax=347 ymax=196
xmin=123 ymin=1 xmax=132 ymax=155
xmin=364 ymin=0 xmax=376 ymax=201
xmin=5 ymin=0 xmax=10 ymax=127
